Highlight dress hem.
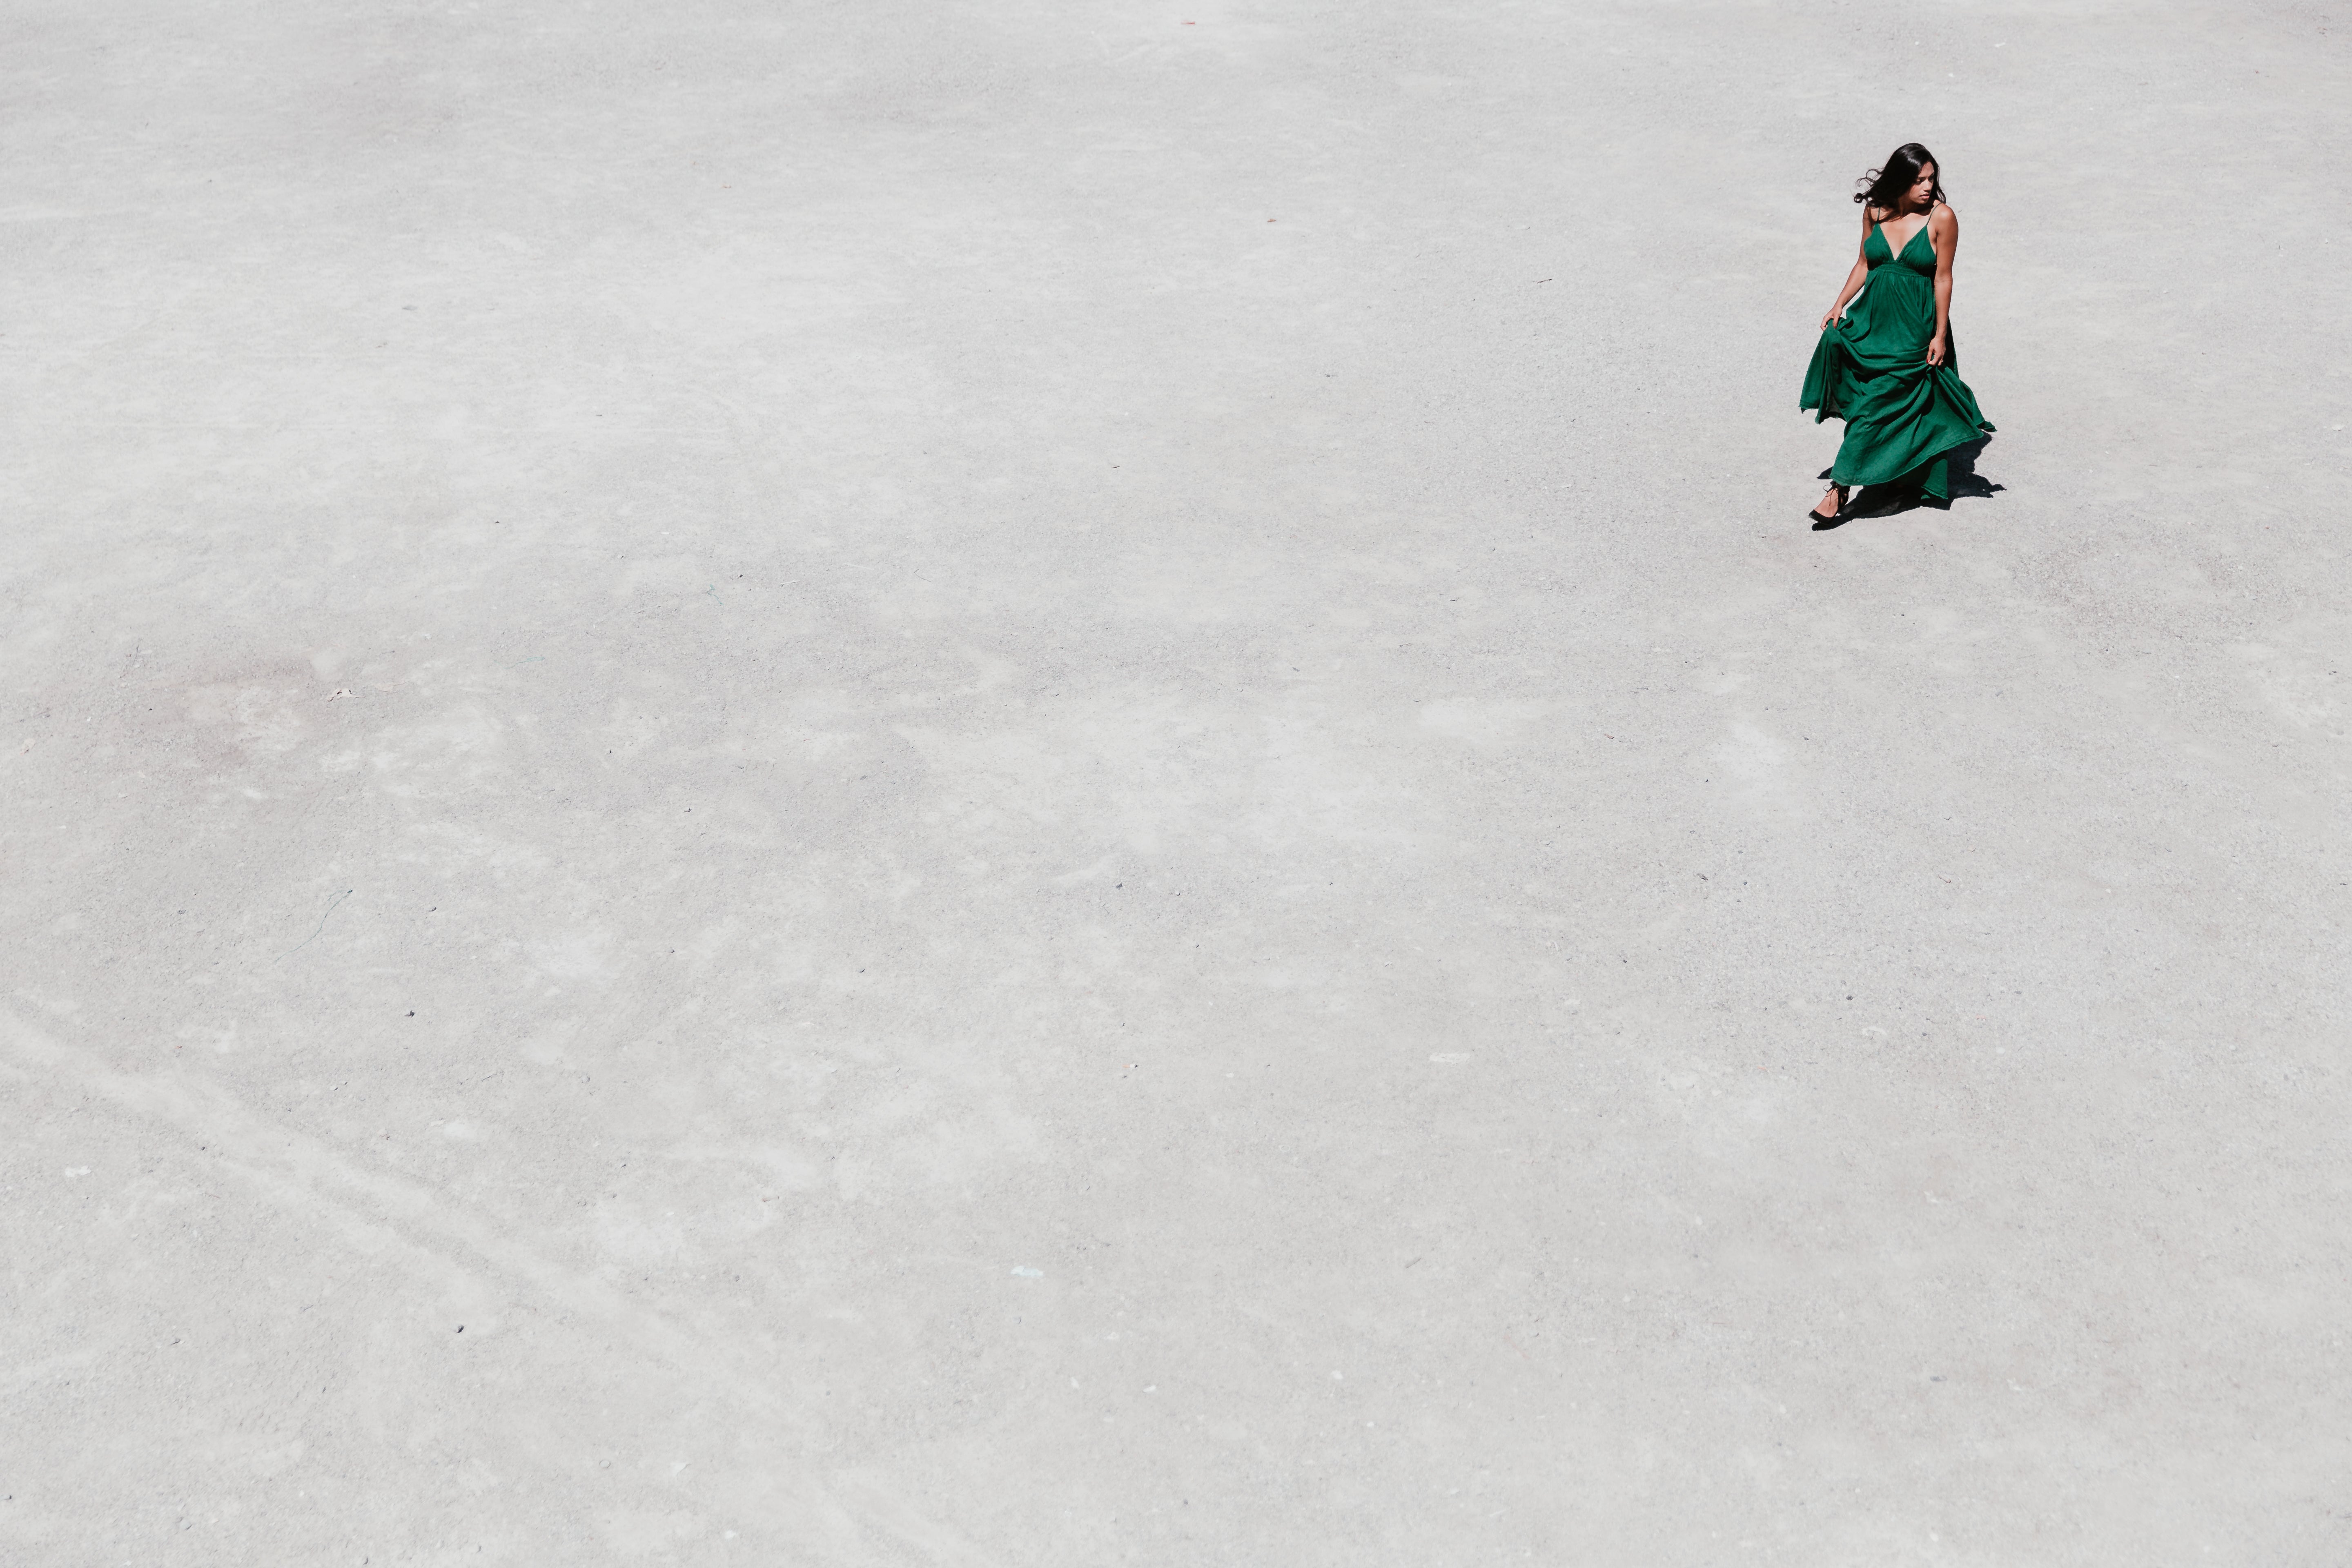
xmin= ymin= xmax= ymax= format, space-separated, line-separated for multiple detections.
xmin=1831 ymin=424 xmax=1996 ymax=499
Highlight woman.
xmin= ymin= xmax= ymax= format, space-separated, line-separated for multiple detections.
xmin=1801 ymin=144 xmax=1994 ymax=523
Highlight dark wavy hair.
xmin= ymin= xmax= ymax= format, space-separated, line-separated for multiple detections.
xmin=1853 ymin=143 xmax=1945 ymax=211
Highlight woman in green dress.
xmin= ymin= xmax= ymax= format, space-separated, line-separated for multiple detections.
xmin=1802 ymin=143 xmax=1993 ymax=524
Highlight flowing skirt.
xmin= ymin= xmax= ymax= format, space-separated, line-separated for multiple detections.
xmin=1801 ymin=267 xmax=1993 ymax=501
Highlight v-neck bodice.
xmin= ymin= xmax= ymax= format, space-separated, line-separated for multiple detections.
xmin=1867 ymin=219 xmax=1936 ymax=278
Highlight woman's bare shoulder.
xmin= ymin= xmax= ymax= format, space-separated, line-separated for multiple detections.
xmin=1931 ymin=201 xmax=1959 ymax=225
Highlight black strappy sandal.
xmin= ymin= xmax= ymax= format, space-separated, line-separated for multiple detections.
xmin=1807 ymin=483 xmax=1849 ymax=524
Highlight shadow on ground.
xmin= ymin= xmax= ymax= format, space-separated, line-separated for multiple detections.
xmin=1812 ymin=440 xmax=2000 ymax=529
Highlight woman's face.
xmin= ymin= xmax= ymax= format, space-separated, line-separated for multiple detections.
xmin=1909 ymin=164 xmax=1937 ymax=207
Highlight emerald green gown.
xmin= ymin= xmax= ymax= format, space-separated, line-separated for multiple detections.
xmin=1801 ymin=220 xmax=1993 ymax=501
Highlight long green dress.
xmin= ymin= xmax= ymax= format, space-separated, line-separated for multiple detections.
xmin=1801 ymin=220 xmax=1993 ymax=502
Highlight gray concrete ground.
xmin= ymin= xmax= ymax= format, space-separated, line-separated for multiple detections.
xmin=6 ymin=1 xmax=2350 ymax=1562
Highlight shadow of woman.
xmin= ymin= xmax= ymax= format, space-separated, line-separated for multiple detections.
xmin=1812 ymin=438 xmax=2000 ymax=530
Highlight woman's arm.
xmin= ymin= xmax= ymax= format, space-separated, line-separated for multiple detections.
xmin=1819 ymin=210 xmax=1875 ymax=328
xmin=1927 ymin=205 xmax=1958 ymax=365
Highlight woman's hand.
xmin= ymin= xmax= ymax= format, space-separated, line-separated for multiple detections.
xmin=1925 ymin=334 xmax=1948 ymax=367
xmin=1819 ymin=305 xmax=1844 ymax=330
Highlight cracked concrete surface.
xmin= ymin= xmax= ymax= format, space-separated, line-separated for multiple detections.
xmin=5 ymin=1 xmax=2350 ymax=1563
